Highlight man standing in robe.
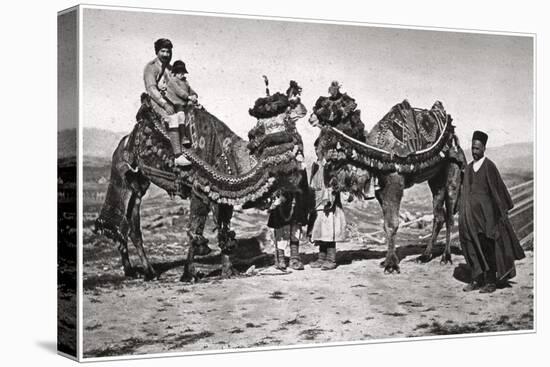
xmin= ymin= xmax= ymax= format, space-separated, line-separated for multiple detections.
xmin=459 ymin=130 xmax=525 ymax=293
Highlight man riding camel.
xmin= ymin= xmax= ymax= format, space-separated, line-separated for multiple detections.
xmin=143 ymin=38 xmax=192 ymax=166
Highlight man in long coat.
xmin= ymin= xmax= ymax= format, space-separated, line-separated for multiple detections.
xmin=459 ymin=130 xmax=525 ymax=293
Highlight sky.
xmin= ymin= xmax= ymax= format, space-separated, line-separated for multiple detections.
xmin=80 ymin=7 xmax=534 ymax=158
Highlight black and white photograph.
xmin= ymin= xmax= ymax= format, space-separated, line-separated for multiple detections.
xmin=55 ymin=4 xmax=537 ymax=361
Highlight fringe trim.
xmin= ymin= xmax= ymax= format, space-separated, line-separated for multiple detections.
xmin=324 ymin=117 xmax=454 ymax=174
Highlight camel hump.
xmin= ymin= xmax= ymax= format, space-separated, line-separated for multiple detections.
xmin=400 ymin=99 xmax=411 ymax=110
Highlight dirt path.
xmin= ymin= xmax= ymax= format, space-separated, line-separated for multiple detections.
xmin=82 ymin=245 xmax=534 ymax=358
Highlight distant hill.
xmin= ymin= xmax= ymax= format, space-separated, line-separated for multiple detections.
xmin=74 ymin=127 xmax=532 ymax=181
xmin=58 ymin=128 xmax=127 ymax=159
xmin=83 ymin=128 xmax=126 ymax=158
xmin=464 ymin=141 xmax=533 ymax=178
xmin=303 ymin=141 xmax=533 ymax=178
xmin=58 ymin=129 xmax=77 ymax=159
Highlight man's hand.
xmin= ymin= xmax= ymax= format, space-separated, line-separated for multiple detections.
xmin=164 ymin=103 xmax=175 ymax=115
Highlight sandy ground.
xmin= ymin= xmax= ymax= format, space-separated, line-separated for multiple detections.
xmin=81 ymin=178 xmax=534 ymax=358
xmin=82 ymin=238 xmax=534 ymax=358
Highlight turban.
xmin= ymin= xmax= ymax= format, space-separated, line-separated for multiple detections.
xmin=472 ymin=130 xmax=488 ymax=146
xmin=154 ymin=38 xmax=173 ymax=54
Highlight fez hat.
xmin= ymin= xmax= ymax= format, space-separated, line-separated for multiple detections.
xmin=154 ymin=38 xmax=173 ymax=54
xmin=472 ymin=130 xmax=488 ymax=146
xmin=172 ymin=60 xmax=188 ymax=74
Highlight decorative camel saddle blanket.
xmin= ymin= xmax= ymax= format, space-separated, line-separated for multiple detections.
xmin=121 ymin=101 xmax=301 ymax=205
xmin=367 ymin=100 xmax=448 ymax=157
xmin=322 ymin=100 xmax=456 ymax=174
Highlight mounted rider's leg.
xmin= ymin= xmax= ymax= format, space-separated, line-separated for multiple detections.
xmin=166 ymin=112 xmax=191 ymax=166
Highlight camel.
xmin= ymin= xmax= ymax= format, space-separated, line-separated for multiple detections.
xmin=95 ymin=84 xmax=307 ymax=282
xmin=310 ymin=99 xmax=466 ymax=273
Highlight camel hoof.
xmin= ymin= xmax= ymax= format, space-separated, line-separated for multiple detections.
xmin=123 ymin=267 xmax=138 ymax=278
xmin=221 ymin=268 xmax=235 ymax=279
xmin=180 ymin=265 xmax=197 ymax=283
xmin=221 ymin=254 xmax=235 ymax=279
xmin=383 ymin=264 xmax=401 ymax=274
xmin=179 ymin=272 xmax=196 ymax=283
xmin=416 ymin=253 xmax=433 ymax=263
xmin=143 ymin=269 xmax=157 ymax=281
xmin=440 ymin=253 xmax=453 ymax=265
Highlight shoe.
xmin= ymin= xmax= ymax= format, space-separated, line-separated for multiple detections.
xmin=463 ymin=281 xmax=480 ymax=292
xmin=321 ymin=246 xmax=337 ymax=270
xmin=289 ymin=242 xmax=304 ymax=270
xmin=175 ymin=154 xmax=192 ymax=166
xmin=479 ymin=283 xmax=497 ymax=294
xmin=310 ymin=248 xmax=327 ymax=268
xmin=275 ymin=249 xmax=286 ymax=270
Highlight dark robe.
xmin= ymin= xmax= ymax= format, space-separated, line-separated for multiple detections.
xmin=458 ymin=158 xmax=525 ymax=281
xmin=267 ymin=169 xmax=311 ymax=229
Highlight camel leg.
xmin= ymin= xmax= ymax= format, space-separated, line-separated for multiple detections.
xmin=417 ymin=177 xmax=446 ymax=263
xmin=128 ymin=193 xmax=157 ymax=281
xmin=377 ymin=173 xmax=404 ymax=274
xmin=440 ymin=205 xmax=454 ymax=265
xmin=117 ymin=239 xmax=136 ymax=277
xmin=213 ymin=203 xmax=236 ymax=278
xmin=441 ymin=161 xmax=462 ymax=264
xmin=180 ymin=193 xmax=210 ymax=282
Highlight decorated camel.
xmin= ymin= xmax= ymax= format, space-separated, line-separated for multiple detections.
xmin=309 ymin=84 xmax=466 ymax=273
xmin=95 ymin=81 xmax=307 ymax=282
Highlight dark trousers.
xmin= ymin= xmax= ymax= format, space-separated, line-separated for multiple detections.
xmin=316 ymin=241 xmax=335 ymax=251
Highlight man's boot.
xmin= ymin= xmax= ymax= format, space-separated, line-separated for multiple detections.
xmin=168 ymin=128 xmax=182 ymax=155
xmin=179 ymin=123 xmax=191 ymax=147
xmin=275 ymin=248 xmax=286 ymax=270
xmin=310 ymin=243 xmax=327 ymax=268
xmin=168 ymin=127 xmax=192 ymax=166
xmin=322 ymin=243 xmax=337 ymax=270
xmin=463 ymin=273 xmax=484 ymax=292
xmin=289 ymin=241 xmax=304 ymax=270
